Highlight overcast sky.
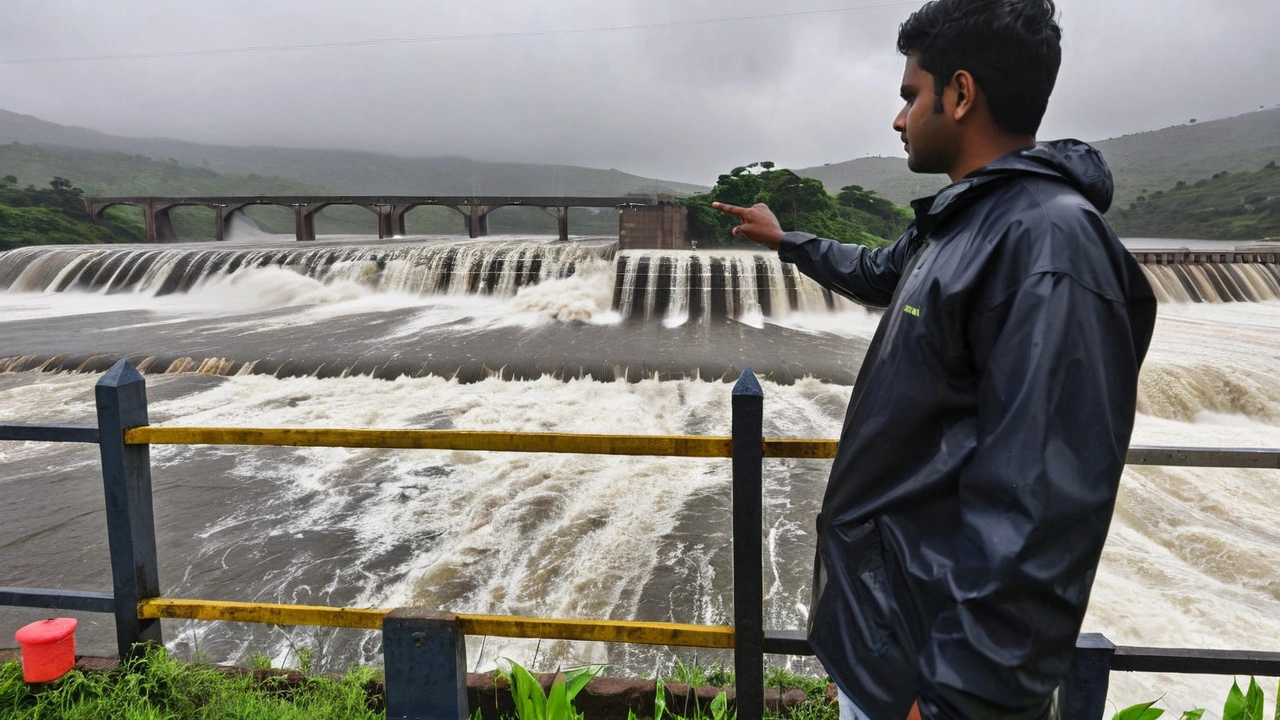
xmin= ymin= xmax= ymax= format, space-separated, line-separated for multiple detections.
xmin=2 ymin=0 xmax=1278 ymax=184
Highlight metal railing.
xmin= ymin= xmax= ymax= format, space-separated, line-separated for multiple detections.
xmin=2 ymin=358 xmax=1279 ymax=719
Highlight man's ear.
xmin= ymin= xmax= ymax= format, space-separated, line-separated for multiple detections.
xmin=950 ymin=70 xmax=977 ymax=121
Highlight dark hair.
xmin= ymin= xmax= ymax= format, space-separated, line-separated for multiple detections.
xmin=897 ymin=0 xmax=1061 ymax=136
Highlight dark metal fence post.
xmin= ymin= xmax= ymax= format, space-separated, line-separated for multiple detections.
xmin=383 ymin=608 xmax=469 ymax=720
xmin=96 ymin=359 xmax=162 ymax=659
xmin=731 ymin=368 xmax=764 ymax=720
xmin=1059 ymin=633 xmax=1115 ymax=720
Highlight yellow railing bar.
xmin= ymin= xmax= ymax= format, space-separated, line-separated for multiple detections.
xmin=126 ymin=427 xmax=735 ymax=457
xmin=124 ymin=426 xmax=841 ymax=459
xmin=456 ymin=616 xmax=735 ymax=648
xmin=139 ymin=598 xmax=387 ymax=629
xmin=137 ymin=598 xmax=736 ymax=648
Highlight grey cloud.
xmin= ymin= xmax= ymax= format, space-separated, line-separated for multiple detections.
xmin=0 ymin=0 xmax=1276 ymax=184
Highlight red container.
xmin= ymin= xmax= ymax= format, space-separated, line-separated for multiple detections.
xmin=14 ymin=618 xmax=78 ymax=683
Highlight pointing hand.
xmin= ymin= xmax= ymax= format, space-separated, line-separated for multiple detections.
xmin=710 ymin=201 xmax=785 ymax=250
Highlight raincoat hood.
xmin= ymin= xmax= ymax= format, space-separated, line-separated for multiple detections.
xmin=918 ymin=140 xmax=1116 ymax=229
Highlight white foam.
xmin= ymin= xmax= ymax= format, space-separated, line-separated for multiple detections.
xmin=4 ymin=283 xmax=1280 ymax=713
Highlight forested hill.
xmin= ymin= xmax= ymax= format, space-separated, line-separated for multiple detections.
xmin=0 ymin=143 xmax=331 ymax=196
xmin=797 ymin=108 xmax=1280 ymax=208
xmin=0 ymin=176 xmax=142 ymax=250
xmin=1108 ymin=162 xmax=1280 ymax=240
xmin=0 ymin=108 xmax=705 ymax=197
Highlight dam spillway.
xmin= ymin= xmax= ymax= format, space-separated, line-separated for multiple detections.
xmin=610 ymin=247 xmax=1280 ymax=318
xmin=0 ymin=240 xmax=614 ymax=298
xmin=4 ymin=241 xmax=1278 ymax=330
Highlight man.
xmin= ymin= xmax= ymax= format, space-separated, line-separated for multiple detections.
xmin=712 ymin=1 xmax=1156 ymax=718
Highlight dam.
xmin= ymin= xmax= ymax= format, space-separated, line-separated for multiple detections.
xmin=1 ymin=235 xmax=1278 ymax=714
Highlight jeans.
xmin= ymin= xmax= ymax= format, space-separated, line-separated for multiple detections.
xmin=837 ymin=689 xmax=873 ymax=720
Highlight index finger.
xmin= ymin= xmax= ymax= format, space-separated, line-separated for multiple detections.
xmin=711 ymin=201 xmax=746 ymax=217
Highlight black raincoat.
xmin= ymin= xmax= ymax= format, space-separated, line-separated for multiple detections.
xmin=780 ymin=140 xmax=1157 ymax=720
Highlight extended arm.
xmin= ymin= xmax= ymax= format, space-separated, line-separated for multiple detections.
xmin=916 ymin=271 xmax=1142 ymax=719
xmin=711 ymin=201 xmax=908 ymax=307
xmin=779 ymin=231 xmax=906 ymax=307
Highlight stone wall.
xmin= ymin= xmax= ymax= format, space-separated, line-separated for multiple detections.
xmin=619 ymin=202 xmax=688 ymax=250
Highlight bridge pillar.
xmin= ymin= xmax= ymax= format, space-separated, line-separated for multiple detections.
xmin=556 ymin=207 xmax=570 ymax=242
xmin=466 ymin=205 xmax=490 ymax=239
xmin=214 ymin=204 xmax=247 ymax=242
xmin=294 ymin=205 xmax=318 ymax=242
xmin=376 ymin=205 xmax=396 ymax=239
xmin=619 ymin=201 xmax=687 ymax=250
xmin=145 ymin=202 xmax=178 ymax=243
xmin=392 ymin=204 xmax=413 ymax=237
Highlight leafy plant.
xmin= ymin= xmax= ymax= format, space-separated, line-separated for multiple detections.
xmin=1222 ymin=678 xmax=1264 ymax=720
xmin=1110 ymin=676 xmax=1280 ymax=720
xmin=295 ymin=647 xmax=314 ymax=676
xmin=500 ymin=658 xmax=604 ymax=720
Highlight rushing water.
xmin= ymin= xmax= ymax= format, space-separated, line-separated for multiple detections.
xmin=1 ymin=235 xmax=1279 ymax=717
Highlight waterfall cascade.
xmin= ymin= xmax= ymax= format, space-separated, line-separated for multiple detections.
xmin=0 ymin=241 xmax=614 ymax=298
xmin=2 ymin=243 xmax=1279 ymax=321
xmin=1141 ymin=262 xmax=1280 ymax=302
xmin=610 ymin=250 xmax=858 ymax=322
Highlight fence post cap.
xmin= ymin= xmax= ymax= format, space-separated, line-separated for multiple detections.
xmin=97 ymin=360 xmax=144 ymax=388
xmin=1076 ymin=633 xmax=1116 ymax=651
xmin=732 ymin=368 xmax=762 ymax=397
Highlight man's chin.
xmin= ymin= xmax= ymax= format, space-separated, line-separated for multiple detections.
xmin=905 ymin=154 xmax=940 ymax=175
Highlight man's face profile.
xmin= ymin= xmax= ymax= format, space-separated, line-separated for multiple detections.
xmin=893 ymin=53 xmax=956 ymax=176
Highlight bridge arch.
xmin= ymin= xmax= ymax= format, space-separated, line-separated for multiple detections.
xmin=82 ymin=195 xmax=663 ymax=243
xmin=90 ymin=200 xmax=224 ymax=242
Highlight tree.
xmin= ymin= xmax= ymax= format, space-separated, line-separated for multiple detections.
xmin=682 ymin=162 xmax=901 ymax=247
xmin=835 ymin=184 xmax=912 ymax=239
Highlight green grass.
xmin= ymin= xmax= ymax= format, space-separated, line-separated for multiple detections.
xmin=0 ymin=205 xmax=143 ymax=250
xmin=657 ymin=660 xmax=836 ymax=720
xmin=762 ymin=667 xmax=835 ymax=720
xmin=0 ymin=647 xmax=380 ymax=720
xmin=666 ymin=659 xmax=735 ymax=689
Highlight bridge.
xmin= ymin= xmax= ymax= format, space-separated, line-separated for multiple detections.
xmin=83 ymin=195 xmax=689 ymax=248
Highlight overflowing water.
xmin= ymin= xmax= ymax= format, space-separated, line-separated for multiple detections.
xmin=1 ymin=235 xmax=1279 ymax=717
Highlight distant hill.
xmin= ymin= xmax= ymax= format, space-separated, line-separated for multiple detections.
xmin=797 ymin=108 xmax=1280 ymax=209
xmin=0 ymin=143 xmax=629 ymax=238
xmin=0 ymin=108 xmax=706 ymax=197
xmin=1108 ymin=162 xmax=1280 ymax=240
xmin=1093 ymin=109 xmax=1280 ymax=208
xmin=6 ymin=104 xmax=1278 ymax=226
xmin=0 ymin=142 xmax=331 ymax=196
xmin=795 ymin=156 xmax=948 ymax=207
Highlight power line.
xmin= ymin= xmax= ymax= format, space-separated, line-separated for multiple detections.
xmin=0 ymin=2 xmax=920 ymax=66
